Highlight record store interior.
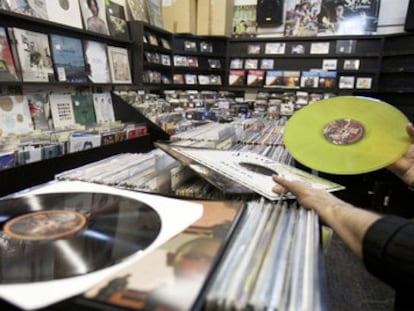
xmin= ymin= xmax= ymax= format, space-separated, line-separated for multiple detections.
xmin=0 ymin=0 xmax=414 ymax=310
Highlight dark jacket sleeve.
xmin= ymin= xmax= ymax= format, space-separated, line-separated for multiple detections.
xmin=362 ymin=216 xmax=414 ymax=306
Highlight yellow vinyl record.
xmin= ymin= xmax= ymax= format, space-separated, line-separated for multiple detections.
xmin=283 ymin=96 xmax=410 ymax=175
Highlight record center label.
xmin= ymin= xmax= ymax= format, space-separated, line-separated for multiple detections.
xmin=323 ymin=118 xmax=365 ymax=145
xmin=4 ymin=210 xmax=86 ymax=241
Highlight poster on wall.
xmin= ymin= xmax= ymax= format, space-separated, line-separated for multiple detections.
xmin=232 ymin=4 xmax=257 ymax=37
xmin=284 ymin=0 xmax=321 ymax=36
xmin=317 ymin=0 xmax=381 ymax=35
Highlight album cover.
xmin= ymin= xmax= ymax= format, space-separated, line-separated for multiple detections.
xmin=198 ymin=74 xmax=210 ymax=85
xmin=318 ymin=0 xmax=380 ymax=35
xmin=187 ymin=56 xmax=199 ymax=67
xmin=338 ymin=75 xmax=355 ymax=89
xmin=184 ymin=40 xmax=197 ymax=52
xmin=247 ymin=70 xmax=265 ymax=87
xmin=356 ymin=77 xmax=373 ymax=89
xmin=335 ymin=39 xmax=357 ymax=54
xmin=42 ymin=143 xmax=64 ymax=159
xmin=260 ymin=58 xmax=274 ymax=70
xmin=0 ymin=95 xmax=33 ymax=136
xmin=160 ymin=54 xmax=170 ymax=66
xmin=322 ymin=59 xmax=338 ymax=71
xmin=144 ymin=51 xmax=158 ymax=64
xmin=9 ymin=28 xmax=55 ymax=82
xmin=68 ymin=132 xmax=101 ymax=153
xmin=173 ymin=74 xmax=184 ymax=85
xmin=184 ymin=74 xmax=197 ymax=85
xmin=310 ymin=42 xmax=330 ymax=54
xmin=16 ymin=146 xmax=42 ymax=165
xmin=107 ymin=46 xmax=132 ymax=84
xmin=265 ymin=42 xmax=285 ymax=54
xmin=318 ymin=71 xmax=337 ymax=88
xmin=46 ymin=0 xmax=83 ymax=29
xmin=265 ymin=70 xmax=284 ymax=87
xmin=126 ymin=125 xmax=147 ymax=139
xmin=101 ymin=129 xmax=126 ymax=145
xmin=300 ymin=71 xmax=319 ymax=88
xmin=79 ymin=0 xmax=110 ymax=35
xmin=146 ymin=0 xmax=163 ymax=28
xmin=71 ymin=94 xmax=96 ymax=126
xmin=343 ymin=59 xmax=360 ymax=70
xmin=230 ymin=58 xmax=243 ymax=69
xmin=228 ymin=70 xmax=246 ymax=86
xmin=208 ymin=59 xmax=221 ymax=69
xmin=160 ymin=74 xmax=171 ymax=84
xmin=244 ymin=58 xmax=258 ymax=69
xmin=296 ymin=91 xmax=309 ymax=105
xmin=126 ymin=0 xmax=148 ymax=22
xmin=0 ymin=150 xmax=16 ymax=170
xmin=280 ymin=101 xmax=295 ymax=115
xmin=160 ymin=38 xmax=171 ymax=50
xmin=93 ymin=92 xmax=115 ymax=123
xmin=283 ymin=70 xmax=300 ymax=88
xmin=0 ymin=27 xmax=19 ymax=81
xmin=50 ymin=34 xmax=88 ymax=83
xmin=83 ymin=40 xmax=111 ymax=83
xmin=26 ymin=93 xmax=51 ymax=130
xmin=83 ymin=199 xmax=243 ymax=310
xmin=247 ymin=44 xmax=261 ymax=55
xmin=173 ymin=55 xmax=187 ymax=67
xmin=147 ymin=33 xmax=158 ymax=46
xmin=106 ymin=1 xmax=130 ymax=40
xmin=200 ymin=41 xmax=213 ymax=53
xmin=0 ymin=0 xmax=10 ymax=10
xmin=7 ymin=0 xmax=48 ymax=19
xmin=49 ymin=93 xmax=76 ymax=129
xmin=232 ymin=4 xmax=257 ymax=37
xmin=291 ymin=43 xmax=305 ymax=54
xmin=284 ymin=0 xmax=320 ymax=36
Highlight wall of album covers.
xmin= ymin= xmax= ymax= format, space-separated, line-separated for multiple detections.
xmin=233 ymin=0 xmax=410 ymax=37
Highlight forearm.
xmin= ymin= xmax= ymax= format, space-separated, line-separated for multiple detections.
xmin=314 ymin=201 xmax=382 ymax=258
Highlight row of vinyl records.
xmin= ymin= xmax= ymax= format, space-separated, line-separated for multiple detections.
xmin=0 ymin=26 xmax=132 ymax=84
xmin=54 ymin=124 xmax=323 ymax=310
xmin=0 ymin=121 xmax=147 ymax=170
xmin=143 ymin=70 xmax=223 ymax=86
xmin=0 ymin=0 xmax=161 ymax=39
xmin=55 ymin=118 xmax=292 ymax=196
xmin=229 ymin=69 xmax=374 ymax=90
xmin=0 ymin=92 xmax=147 ymax=170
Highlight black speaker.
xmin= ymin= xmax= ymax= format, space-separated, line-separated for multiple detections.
xmin=405 ymin=0 xmax=414 ymax=32
xmin=256 ymin=0 xmax=284 ymax=27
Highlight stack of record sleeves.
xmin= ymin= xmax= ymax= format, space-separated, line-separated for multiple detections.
xmin=205 ymin=199 xmax=323 ymax=310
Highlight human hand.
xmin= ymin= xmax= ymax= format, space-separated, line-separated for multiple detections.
xmin=272 ymin=175 xmax=344 ymax=212
xmin=387 ymin=122 xmax=414 ymax=186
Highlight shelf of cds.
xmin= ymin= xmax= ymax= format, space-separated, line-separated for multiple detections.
xmin=226 ymin=35 xmax=383 ymax=93
xmin=171 ymin=34 xmax=228 ymax=89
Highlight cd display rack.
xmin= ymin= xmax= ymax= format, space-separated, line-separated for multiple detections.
xmin=226 ymin=35 xmax=382 ymax=93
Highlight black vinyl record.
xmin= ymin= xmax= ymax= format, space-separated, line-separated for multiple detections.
xmin=0 ymin=192 xmax=162 ymax=284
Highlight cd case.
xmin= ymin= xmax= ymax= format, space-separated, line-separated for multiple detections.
xmin=156 ymin=143 xmax=345 ymax=200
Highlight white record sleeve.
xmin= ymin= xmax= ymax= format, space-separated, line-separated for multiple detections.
xmin=0 ymin=180 xmax=203 ymax=310
xmin=163 ymin=148 xmax=344 ymax=201
xmin=107 ymin=46 xmax=132 ymax=84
